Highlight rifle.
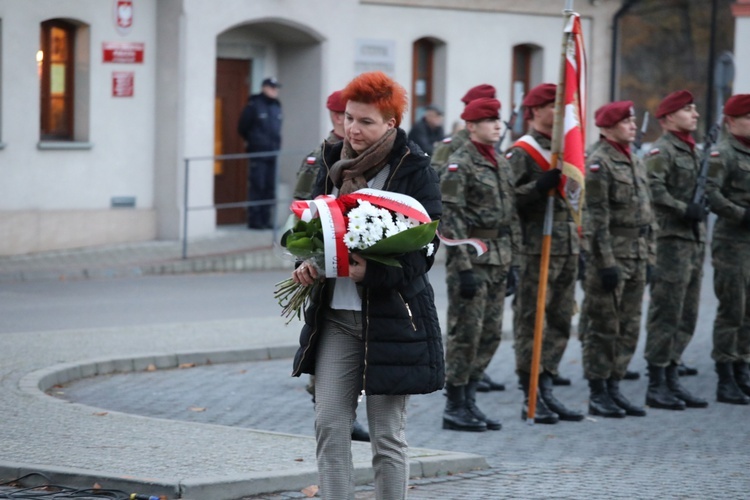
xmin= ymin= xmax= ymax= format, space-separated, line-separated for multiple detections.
xmin=633 ymin=111 xmax=649 ymax=157
xmin=496 ymin=92 xmax=524 ymax=154
xmin=690 ymin=114 xmax=723 ymax=240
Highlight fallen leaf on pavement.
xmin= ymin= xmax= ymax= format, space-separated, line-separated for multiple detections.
xmin=146 ymin=364 xmax=157 ymax=372
xmin=179 ymin=363 xmax=196 ymax=369
xmin=93 ymin=412 xmax=109 ymax=417
xmin=188 ymin=406 xmax=206 ymax=412
xmin=301 ymin=485 xmax=318 ymax=497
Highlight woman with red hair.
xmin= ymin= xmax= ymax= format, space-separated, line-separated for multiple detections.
xmin=290 ymin=71 xmax=444 ymax=499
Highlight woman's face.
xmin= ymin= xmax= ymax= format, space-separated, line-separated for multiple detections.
xmin=345 ymin=101 xmax=396 ymax=154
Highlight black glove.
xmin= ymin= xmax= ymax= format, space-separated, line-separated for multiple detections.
xmin=684 ymin=202 xmax=705 ymax=222
xmin=535 ymin=168 xmax=562 ymax=193
xmin=577 ymin=251 xmax=587 ymax=282
xmin=646 ymin=264 xmax=654 ymax=285
xmin=743 ymin=209 xmax=750 ymax=230
xmin=505 ymin=265 xmax=520 ymax=297
xmin=599 ymin=266 xmax=620 ymax=292
xmin=458 ymin=270 xmax=478 ymax=299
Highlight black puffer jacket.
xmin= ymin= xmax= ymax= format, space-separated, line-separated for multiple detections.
xmin=237 ymin=93 xmax=282 ymax=152
xmin=291 ymin=129 xmax=445 ymax=396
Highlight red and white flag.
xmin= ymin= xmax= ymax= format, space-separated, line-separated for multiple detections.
xmin=560 ymin=12 xmax=587 ymax=227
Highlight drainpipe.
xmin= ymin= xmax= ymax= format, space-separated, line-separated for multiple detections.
xmin=610 ymin=0 xmax=642 ymax=101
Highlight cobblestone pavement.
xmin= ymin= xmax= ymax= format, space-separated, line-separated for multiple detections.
xmin=57 ymin=261 xmax=750 ymax=499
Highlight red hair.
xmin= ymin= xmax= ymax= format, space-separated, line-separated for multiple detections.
xmin=341 ymin=71 xmax=408 ymax=127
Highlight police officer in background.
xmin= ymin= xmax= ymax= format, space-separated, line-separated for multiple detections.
xmin=643 ymin=90 xmax=709 ymax=411
xmin=293 ymin=90 xmax=346 ymax=201
xmin=506 ymin=83 xmax=584 ymax=424
xmin=238 ymin=77 xmax=283 ymax=229
xmin=580 ymin=101 xmax=654 ymax=418
xmin=439 ymin=97 xmax=520 ymax=432
xmin=705 ymin=94 xmax=750 ymax=405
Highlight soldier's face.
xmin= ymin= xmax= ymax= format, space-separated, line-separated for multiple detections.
xmin=533 ymin=102 xmax=556 ymax=129
xmin=467 ymin=118 xmax=501 ymax=145
xmin=727 ymin=114 xmax=750 ymax=139
xmin=666 ymin=104 xmax=699 ymax=133
xmin=604 ymin=116 xmax=637 ymax=144
xmin=345 ymin=101 xmax=396 ymax=154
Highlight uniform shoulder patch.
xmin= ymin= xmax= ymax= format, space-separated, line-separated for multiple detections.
xmin=442 ymin=137 xmax=452 ymax=143
xmin=505 ymin=152 xmax=513 ymax=159
xmin=648 ymin=148 xmax=660 ymax=156
xmin=306 ymin=156 xmax=316 ymax=164
xmin=710 ymin=151 xmax=721 ymax=157
xmin=447 ymin=163 xmax=459 ymax=172
xmin=589 ymin=163 xmax=601 ymax=172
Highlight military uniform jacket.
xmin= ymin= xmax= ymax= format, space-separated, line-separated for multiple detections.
xmin=506 ymin=128 xmax=580 ymax=256
xmin=431 ymin=128 xmax=470 ymax=173
xmin=293 ymin=131 xmax=341 ymax=200
xmin=439 ymin=141 xmax=520 ymax=272
xmin=585 ymin=140 xmax=656 ymax=268
xmin=706 ymin=134 xmax=750 ymax=242
xmin=645 ymin=131 xmax=705 ymax=242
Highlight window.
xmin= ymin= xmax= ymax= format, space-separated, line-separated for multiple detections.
xmin=40 ymin=20 xmax=76 ymax=140
xmin=411 ymin=38 xmax=435 ymax=123
xmin=511 ymin=43 xmax=543 ymax=139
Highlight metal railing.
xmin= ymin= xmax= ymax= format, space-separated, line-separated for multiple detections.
xmin=181 ymin=149 xmax=304 ymax=259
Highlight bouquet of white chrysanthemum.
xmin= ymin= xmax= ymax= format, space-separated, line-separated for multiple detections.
xmin=274 ymin=189 xmax=438 ymax=323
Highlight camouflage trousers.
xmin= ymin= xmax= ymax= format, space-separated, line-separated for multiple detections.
xmin=645 ymin=237 xmax=705 ymax=367
xmin=445 ymin=264 xmax=507 ymax=385
xmin=580 ymin=258 xmax=647 ymax=380
xmin=513 ymin=253 xmax=577 ymax=376
xmin=711 ymin=239 xmax=750 ymax=363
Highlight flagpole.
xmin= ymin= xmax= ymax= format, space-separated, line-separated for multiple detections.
xmin=526 ymin=0 xmax=574 ymax=425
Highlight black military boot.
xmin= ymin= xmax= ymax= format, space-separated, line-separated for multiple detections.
xmin=645 ymin=364 xmax=686 ymax=410
xmin=551 ymin=373 xmax=572 ymax=386
xmin=733 ymin=362 xmax=750 ymax=397
xmin=716 ymin=362 xmax=750 ymax=405
xmin=442 ymin=383 xmax=487 ymax=431
xmin=623 ymin=370 xmax=640 ymax=381
xmin=465 ymin=379 xmax=502 ymax=430
xmin=607 ymin=378 xmax=646 ymax=416
xmin=677 ymin=361 xmax=698 ymax=376
xmin=665 ymin=362 xmax=708 ymax=408
xmin=539 ymin=372 xmax=584 ymax=421
xmin=588 ymin=379 xmax=625 ymax=418
xmin=519 ymin=373 xmax=559 ymax=424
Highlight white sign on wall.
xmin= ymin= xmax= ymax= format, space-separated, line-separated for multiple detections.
xmin=354 ymin=39 xmax=395 ymax=76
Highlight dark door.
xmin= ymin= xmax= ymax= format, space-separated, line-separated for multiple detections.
xmin=214 ymin=58 xmax=251 ymax=225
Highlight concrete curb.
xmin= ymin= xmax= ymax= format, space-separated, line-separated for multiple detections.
xmin=11 ymin=345 xmax=488 ymax=499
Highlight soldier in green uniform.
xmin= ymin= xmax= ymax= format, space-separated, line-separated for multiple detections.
xmin=505 ymin=83 xmax=584 ymax=424
xmin=643 ymin=90 xmax=709 ymax=410
xmin=705 ymin=94 xmax=750 ymax=405
xmin=431 ymin=84 xmax=496 ymax=174
xmin=580 ymin=101 xmax=654 ymax=418
xmin=293 ymin=90 xmax=347 ymax=201
xmin=439 ymin=97 xmax=519 ymax=432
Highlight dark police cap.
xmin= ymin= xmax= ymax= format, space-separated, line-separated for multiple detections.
xmin=262 ymin=77 xmax=282 ymax=88
xmin=461 ymin=97 xmax=501 ymax=121
xmin=655 ymin=90 xmax=693 ymax=118
xmin=461 ymin=84 xmax=496 ymax=105
xmin=595 ymin=100 xmax=635 ymax=128
xmin=724 ymin=94 xmax=750 ymax=117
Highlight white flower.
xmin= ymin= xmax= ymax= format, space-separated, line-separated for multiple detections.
xmin=344 ymin=232 xmax=360 ymax=249
xmin=425 ymin=243 xmax=435 ymax=257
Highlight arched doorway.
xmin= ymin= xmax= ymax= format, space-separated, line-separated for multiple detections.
xmin=214 ymin=20 xmax=325 ymax=225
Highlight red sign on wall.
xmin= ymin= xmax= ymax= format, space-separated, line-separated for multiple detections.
xmin=112 ymin=71 xmax=134 ymax=97
xmin=103 ymin=42 xmax=144 ymax=63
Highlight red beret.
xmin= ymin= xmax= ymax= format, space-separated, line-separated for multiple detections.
xmin=326 ymin=90 xmax=346 ymax=113
xmin=724 ymin=94 xmax=750 ymax=117
xmin=655 ymin=90 xmax=693 ymax=118
xmin=523 ymin=83 xmax=557 ymax=120
xmin=595 ymin=100 xmax=635 ymax=128
xmin=461 ymin=97 xmax=501 ymax=122
xmin=461 ymin=84 xmax=496 ymax=105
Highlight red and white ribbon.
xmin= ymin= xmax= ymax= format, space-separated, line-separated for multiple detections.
xmin=436 ymin=232 xmax=487 ymax=256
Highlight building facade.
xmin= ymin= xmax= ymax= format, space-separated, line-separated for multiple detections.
xmin=0 ymin=0 xmax=621 ymax=256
